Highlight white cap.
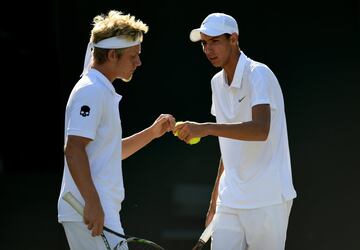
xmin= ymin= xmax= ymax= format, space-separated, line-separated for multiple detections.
xmin=189 ymin=13 xmax=238 ymax=42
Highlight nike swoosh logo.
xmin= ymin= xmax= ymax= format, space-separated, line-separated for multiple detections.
xmin=238 ymin=96 xmax=246 ymax=103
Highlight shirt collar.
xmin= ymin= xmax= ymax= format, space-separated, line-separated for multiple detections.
xmin=87 ymin=69 xmax=122 ymax=101
xmin=225 ymin=51 xmax=247 ymax=89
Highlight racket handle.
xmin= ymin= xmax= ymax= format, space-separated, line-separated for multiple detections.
xmin=63 ymin=192 xmax=129 ymax=239
xmin=62 ymin=192 xmax=112 ymax=250
xmin=192 ymin=240 xmax=205 ymax=250
xmin=62 ymin=191 xmax=85 ymax=216
xmin=192 ymin=220 xmax=214 ymax=250
xmin=199 ymin=220 xmax=214 ymax=243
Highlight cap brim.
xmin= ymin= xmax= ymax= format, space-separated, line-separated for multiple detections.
xmin=189 ymin=27 xmax=227 ymax=42
xmin=189 ymin=29 xmax=201 ymax=42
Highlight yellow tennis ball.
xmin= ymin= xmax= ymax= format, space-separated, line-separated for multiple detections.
xmin=189 ymin=137 xmax=201 ymax=145
xmin=174 ymin=121 xmax=201 ymax=145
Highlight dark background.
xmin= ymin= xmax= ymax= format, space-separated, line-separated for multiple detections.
xmin=0 ymin=0 xmax=359 ymax=249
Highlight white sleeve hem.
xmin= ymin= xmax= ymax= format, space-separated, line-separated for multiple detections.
xmin=67 ymin=128 xmax=95 ymax=140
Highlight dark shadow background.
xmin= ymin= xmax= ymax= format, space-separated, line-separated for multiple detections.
xmin=0 ymin=0 xmax=359 ymax=249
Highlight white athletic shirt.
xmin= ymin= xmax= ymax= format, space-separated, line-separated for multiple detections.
xmin=58 ymin=69 xmax=125 ymax=231
xmin=211 ymin=52 xmax=297 ymax=209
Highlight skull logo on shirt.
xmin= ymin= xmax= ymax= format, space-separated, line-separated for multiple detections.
xmin=80 ymin=105 xmax=90 ymax=117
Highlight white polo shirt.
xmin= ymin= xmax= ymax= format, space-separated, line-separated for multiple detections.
xmin=211 ymin=52 xmax=297 ymax=209
xmin=58 ymin=69 xmax=125 ymax=231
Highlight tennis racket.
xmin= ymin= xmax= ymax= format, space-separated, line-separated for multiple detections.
xmin=62 ymin=191 xmax=165 ymax=250
xmin=192 ymin=220 xmax=214 ymax=250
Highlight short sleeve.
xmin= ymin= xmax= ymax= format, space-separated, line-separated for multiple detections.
xmin=66 ymin=85 xmax=103 ymax=140
xmin=249 ymin=66 xmax=271 ymax=107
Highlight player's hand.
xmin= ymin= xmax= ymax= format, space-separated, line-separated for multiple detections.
xmin=192 ymin=241 xmax=204 ymax=250
xmin=151 ymin=114 xmax=176 ymax=138
xmin=83 ymin=196 xmax=105 ymax=237
xmin=174 ymin=121 xmax=204 ymax=144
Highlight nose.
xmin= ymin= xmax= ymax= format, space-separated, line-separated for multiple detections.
xmin=135 ymin=56 xmax=142 ymax=67
xmin=203 ymin=44 xmax=211 ymax=54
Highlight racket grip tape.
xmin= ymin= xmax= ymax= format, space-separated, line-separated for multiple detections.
xmin=199 ymin=220 xmax=214 ymax=243
xmin=62 ymin=191 xmax=85 ymax=216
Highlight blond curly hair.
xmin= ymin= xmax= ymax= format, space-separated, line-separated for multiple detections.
xmin=90 ymin=10 xmax=149 ymax=63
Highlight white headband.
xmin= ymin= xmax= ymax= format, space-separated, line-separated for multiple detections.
xmin=81 ymin=36 xmax=141 ymax=76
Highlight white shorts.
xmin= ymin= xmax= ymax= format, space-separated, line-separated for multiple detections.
xmin=211 ymin=200 xmax=293 ymax=250
xmin=62 ymin=222 xmax=125 ymax=250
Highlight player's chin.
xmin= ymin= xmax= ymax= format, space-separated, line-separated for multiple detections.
xmin=209 ymin=59 xmax=221 ymax=67
xmin=120 ymin=74 xmax=133 ymax=83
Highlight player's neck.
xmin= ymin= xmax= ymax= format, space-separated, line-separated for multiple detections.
xmin=223 ymin=49 xmax=240 ymax=85
xmin=92 ymin=64 xmax=116 ymax=83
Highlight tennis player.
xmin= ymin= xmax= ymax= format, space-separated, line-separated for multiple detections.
xmin=176 ymin=13 xmax=297 ymax=250
xmin=57 ymin=10 xmax=175 ymax=250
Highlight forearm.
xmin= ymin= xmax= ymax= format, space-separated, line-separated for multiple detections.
xmin=122 ymin=114 xmax=175 ymax=159
xmin=65 ymin=146 xmax=99 ymax=202
xmin=202 ymin=104 xmax=270 ymax=141
xmin=205 ymin=158 xmax=223 ymax=226
xmin=209 ymin=158 xmax=223 ymax=211
xmin=122 ymin=126 xmax=155 ymax=159
xmin=204 ymin=121 xmax=269 ymax=141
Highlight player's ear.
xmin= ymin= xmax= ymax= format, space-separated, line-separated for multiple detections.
xmin=107 ymin=49 xmax=117 ymax=61
xmin=230 ymin=33 xmax=238 ymax=44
